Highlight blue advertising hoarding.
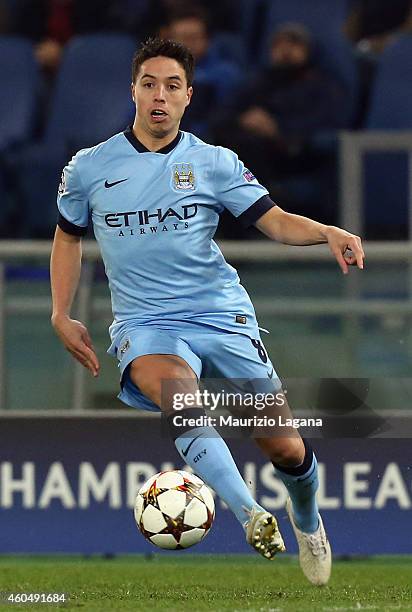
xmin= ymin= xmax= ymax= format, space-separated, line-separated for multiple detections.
xmin=0 ymin=417 xmax=411 ymax=555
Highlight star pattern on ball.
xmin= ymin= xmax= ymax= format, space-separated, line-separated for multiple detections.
xmin=135 ymin=471 xmax=215 ymax=549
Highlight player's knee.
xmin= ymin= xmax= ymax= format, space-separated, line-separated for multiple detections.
xmin=163 ymin=360 xmax=196 ymax=382
xmin=267 ymin=437 xmax=305 ymax=467
xmin=277 ymin=439 xmax=305 ymax=467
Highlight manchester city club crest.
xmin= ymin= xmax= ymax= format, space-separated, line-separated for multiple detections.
xmin=172 ymin=163 xmax=196 ymax=191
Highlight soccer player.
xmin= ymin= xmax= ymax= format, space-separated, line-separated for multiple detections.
xmin=50 ymin=38 xmax=364 ymax=585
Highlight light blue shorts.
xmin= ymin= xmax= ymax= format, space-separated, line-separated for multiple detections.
xmin=107 ymin=321 xmax=280 ymax=412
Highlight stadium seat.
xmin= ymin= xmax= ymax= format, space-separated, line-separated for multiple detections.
xmin=237 ymin=0 xmax=263 ymax=53
xmin=366 ymin=34 xmax=412 ymax=129
xmin=262 ymin=0 xmax=349 ymax=47
xmin=316 ymin=35 xmax=358 ymax=126
xmin=363 ymin=35 xmax=412 ymax=238
xmin=209 ymin=33 xmax=246 ymax=67
xmin=45 ymin=33 xmax=136 ymax=150
xmin=14 ymin=34 xmax=136 ymax=237
xmin=0 ymin=36 xmax=39 ymax=153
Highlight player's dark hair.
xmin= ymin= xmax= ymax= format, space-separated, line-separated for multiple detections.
xmin=132 ymin=38 xmax=195 ymax=87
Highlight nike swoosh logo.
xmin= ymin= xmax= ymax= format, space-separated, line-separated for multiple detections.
xmin=182 ymin=434 xmax=202 ymax=457
xmin=104 ymin=178 xmax=128 ymax=188
xmin=267 ymin=368 xmax=274 ymax=379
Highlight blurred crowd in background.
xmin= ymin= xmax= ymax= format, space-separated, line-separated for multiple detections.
xmin=1 ymin=0 xmax=412 ymax=240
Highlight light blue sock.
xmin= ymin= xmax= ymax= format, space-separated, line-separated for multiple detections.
xmin=274 ymin=449 xmax=319 ymax=534
xmin=174 ymin=426 xmax=262 ymax=526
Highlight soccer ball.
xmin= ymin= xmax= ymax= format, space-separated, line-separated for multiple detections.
xmin=134 ymin=470 xmax=215 ymax=549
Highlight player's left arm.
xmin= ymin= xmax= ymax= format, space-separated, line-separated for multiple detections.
xmin=255 ymin=205 xmax=365 ymax=275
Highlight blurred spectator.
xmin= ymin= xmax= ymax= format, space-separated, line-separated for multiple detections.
xmin=10 ymin=0 xmax=128 ymax=74
xmin=8 ymin=0 xmax=129 ymax=136
xmin=214 ymin=23 xmax=349 ymax=235
xmin=160 ymin=5 xmax=242 ymax=138
xmin=138 ymin=0 xmax=241 ymax=39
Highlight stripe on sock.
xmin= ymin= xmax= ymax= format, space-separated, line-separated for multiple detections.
xmin=272 ymin=438 xmax=314 ymax=477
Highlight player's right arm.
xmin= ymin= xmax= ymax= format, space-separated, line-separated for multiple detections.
xmin=50 ymin=227 xmax=100 ymax=377
xmin=50 ymin=152 xmax=99 ymax=377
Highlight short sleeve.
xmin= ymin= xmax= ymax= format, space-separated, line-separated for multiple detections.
xmin=57 ymin=152 xmax=89 ymax=236
xmin=214 ymin=146 xmax=276 ymax=227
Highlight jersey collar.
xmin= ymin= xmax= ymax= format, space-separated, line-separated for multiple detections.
xmin=123 ymin=125 xmax=182 ymax=154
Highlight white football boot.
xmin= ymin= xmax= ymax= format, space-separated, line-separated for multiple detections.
xmin=245 ymin=506 xmax=286 ymax=560
xmin=286 ymin=497 xmax=331 ymax=586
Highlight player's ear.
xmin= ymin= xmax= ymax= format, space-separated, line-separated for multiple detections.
xmin=131 ymin=82 xmax=136 ymax=103
xmin=186 ymin=86 xmax=193 ymax=107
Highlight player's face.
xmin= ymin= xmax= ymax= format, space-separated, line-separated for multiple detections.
xmin=131 ymin=57 xmax=193 ymax=138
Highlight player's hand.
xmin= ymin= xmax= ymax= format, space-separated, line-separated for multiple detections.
xmin=324 ymin=226 xmax=365 ymax=275
xmin=240 ymin=107 xmax=279 ymax=138
xmin=51 ymin=315 xmax=100 ymax=377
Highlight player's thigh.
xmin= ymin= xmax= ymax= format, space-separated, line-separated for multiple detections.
xmin=130 ymin=354 xmax=200 ymax=413
xmin=199 ymin=330 xmax=288 ymax=414
xmin=110 ymin=326 xmax=202 ymax=413
xmin=200 ymin=330 xmax=276 ymax=382
xmin=199 ymin=331 xmax=304 ymax=458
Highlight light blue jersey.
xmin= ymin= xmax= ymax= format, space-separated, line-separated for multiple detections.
xmin=57 ymin=127 xmax=275 ymax=340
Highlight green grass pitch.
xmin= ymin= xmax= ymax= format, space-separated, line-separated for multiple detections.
xmin=0 ymin=555 xmax=411 ymax=611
